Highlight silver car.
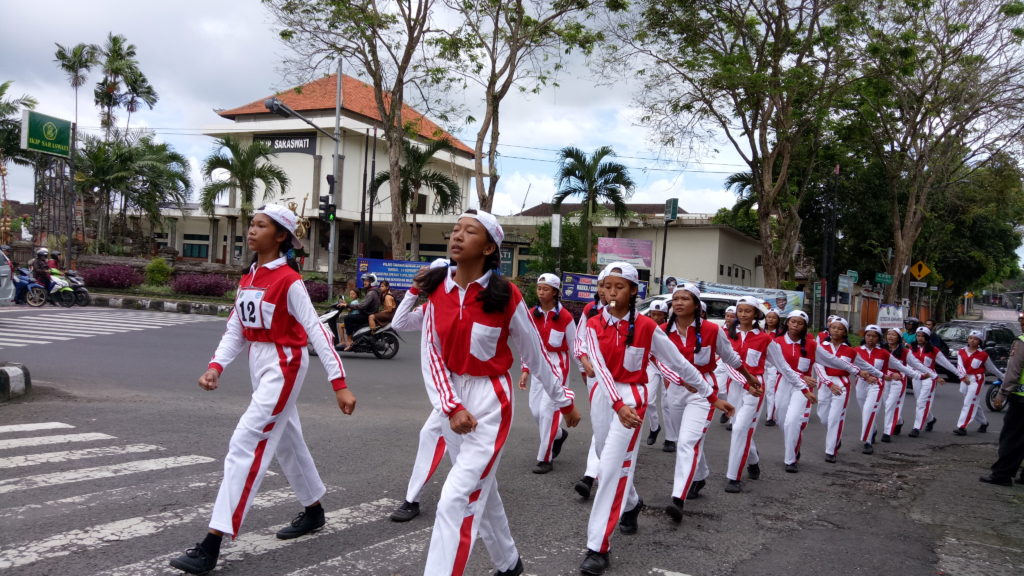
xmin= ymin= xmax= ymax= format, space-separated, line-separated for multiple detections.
xmin=0 ymin=250 xmax=14 ymax=306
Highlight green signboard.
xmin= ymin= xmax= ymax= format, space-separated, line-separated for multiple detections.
xmin=875 ymin=272 xmax=893 ymax=285
xmin=20 ymin=110 xmax=72 ymax=158
xmin=665 ymin=198 xmax=679 ymax=221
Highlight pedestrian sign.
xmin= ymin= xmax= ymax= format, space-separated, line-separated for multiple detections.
xmin=910 ymin=261 xmax=931 ymax=280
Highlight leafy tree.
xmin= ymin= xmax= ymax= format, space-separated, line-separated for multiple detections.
xmin=552 ymin=145 xmax=634 ymax=273
xmin=527 ymin=215 xmax=589 ymax=276
xmin=54 ymin=42 xmax=99 ymax=129
xmin=93 ymin=33 xmax=152 ymax=140
xmin=368 ymin=137 xmax=462 ymax=260
xmin=710 ymin=206 xmax=759 ymax=240
xmin=0 ymin=81 xmax=37 ymax=169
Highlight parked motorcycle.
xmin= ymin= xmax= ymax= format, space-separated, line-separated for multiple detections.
xmin=310 ymin=308 xmax=401 ymax=359
xmin=62 ymin=270 xmax=90 ymax=306
xmin=14 ymin=268 xmax=48 ymax=307
xmin=46 ymin=268 xmax=75 ymax=308
xmin=985 ymin=379 xmax=1006 ymax=412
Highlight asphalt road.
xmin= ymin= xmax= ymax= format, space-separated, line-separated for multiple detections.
xmin=0 ymin=305 xmax=1021 ymax=576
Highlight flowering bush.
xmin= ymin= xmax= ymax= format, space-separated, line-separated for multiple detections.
xmin=171 ymin=274 xmax=235 ymax=297
xmin=82 ymin=265 xmax=144 ymax=289
xmin=304 ymin=280 xmax=329 ymax=303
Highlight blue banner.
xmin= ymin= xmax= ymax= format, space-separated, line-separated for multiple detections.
xmin=356 ymin=258 xmax=429 ymax=291
xmin=560 ymin=272 xmax=648 ymax=303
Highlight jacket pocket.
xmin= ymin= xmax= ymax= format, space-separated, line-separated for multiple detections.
xmin=259 ymin=301 xmax=276 ymax=329
xmin=745 ymin=349 xmax=762 ymax=367
xmin=470 ymin=323 xmax=502 ymax=362
xmin=971 ymin=358 xmax=982 ymax=370
xmin=798 ymin=357 xmax=811 ymax=373
xmin=547 ymin=329 xmax=565 ymax=348
xmin=623 ymin=345 xmax=645 ymax=372
xmin=693 ymin=346 xmax=711 ymax=366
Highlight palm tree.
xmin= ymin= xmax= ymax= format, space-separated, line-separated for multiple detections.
xmin=0 ymin=81 xmax=38 ymax=168
xmin=93 ymin=33 xmax=142 ymax=140
xmin=369 ymin=137 xmax=462 ymax=260
xmin=124 ymin=135 xmax=190 ymax=234
xmin=121 ymin=67 xmax=158 ymax=137
xmin=552 ymin=145 xmax=635 ymax=273
xmin=54 ymin=42 xmax=98 ymax=129
xmin=200 ymin=136 xmax=289 ymax=260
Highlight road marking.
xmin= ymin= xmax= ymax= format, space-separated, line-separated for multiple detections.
xmin=0 ymin=422 xmax=74 ymax=434
xmin=19 ymin=318 xmax=143 ymax=331
xmin=282 ymin=527 xmax=432 ymax=576
xmin=99 ymin=497 xmax=401 ymax=576
xmin=0 ymin=487 xmax=296 ymax=570
xmin=0 ymin=432 xmax=115 ymax=450
xmin=0 ymin=455 xmax=215 ymax=495
xmin=0 ymin=443 xmax=163 ymax=469
xmin=0 ymin=340 xmax=28 ymax=347
xmin=0 ymin=329 xmax=75 ymax=340
xmin=650 ymin=569 xmax=695 ymax=576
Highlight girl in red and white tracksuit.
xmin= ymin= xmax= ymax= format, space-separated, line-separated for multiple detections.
xmin=908 ymin=327 xmax=956 ymax=436
xmin=955 ymin=329 xmax=1004 ymax=434
xmin=880 ymin=328 xmax=931 ymax=442
xmin=657 ymin=283 xmax=742 ymax=522
xmin=171 ymin=205 xmax=355 ymax=575
xmin=855 ymin=324 xmax=923 ymax=453
xmin=644 ymin=300 xmax=670 ymax=447
xmin=519 ymin=272 xmax=577 ymax=473
xmin=763 ymin=309 xmax=785 ymax=426
xmin=573 ymin=266 xmax=613 ymax=500
xmin=416 ymin=210 xmax=580 ymax=576
xmin=578 ymin=262 xmax=708 ymax=575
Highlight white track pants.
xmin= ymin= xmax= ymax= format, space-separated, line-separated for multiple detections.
xmin=781 ymin=385 xmax=812 ymax=465
xmin=405 ymin=409 xmax=447 ymax=504
xmin=586 ymin=382 xmax=647 ymax=554
xmin=424 ymin=373 xmax=519 ymax=576
xmin=584 ymin=375 xmax=610 ymax=479
xmin=912 ymin=377 xmax=937 ymax=430
xmin=668 ymin=374 xmax=716 ymax=499
xmin=855 ymin=378 xmax=885 ymax=444
xmin=726 ymin=379 xmax=765 ymax=481
xmin=646 ymin=364 xmax=664 ymax=433
xmin=882 ymin=376 xmax=908 ymax=435
xmin=817 ymin=375 xmax=851 ymax=456
xmin=209 ymin=344 xmax=325 ymax=537
xmin=725 ymin=375 xmax=744 ymax=424
xmin=764 ymin=366 xmax=779 ymax=421
xmin=957 ymin=375 xmax=989 ymax=428
xmin=528 ymin=355 xmax=567 ymax=463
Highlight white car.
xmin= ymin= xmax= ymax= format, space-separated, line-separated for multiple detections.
xmin=0 ymin=250 xmax=14 ymax=307
xmin=637 ymin=292 xmax=741 ymax=326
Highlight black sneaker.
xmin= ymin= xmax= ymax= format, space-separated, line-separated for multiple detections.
xmin=979 ymin=423 xmax=988 ymax=433
xmin=495 ymin=556 xmax=524 ymax=576
xmin=662 ymin=440 xmax=676 ymax=453
xmin=895 ymin=423 xmax=903 ymax=435
xmin=390 ymin=500 xmax=420 ymax=522
xmin=746 ymin=463 xmax=761 ymax=480
xmin=824 ymin=453 xmax=837 ymax=463
xmin=687 ymin=479 xmax=706 ymax=499
xmin=646 ymin=426 xmax=660 ymax=446
xmin=725 ymin=479 xmax=742 ymax=493
xmin=276 ymin=507 xmax=325 ymax=539
xmin=862 ymin=443 xmax=874 ymax=454
xmin=954 ymin=427 xmax=967 ymax=436
xmin=979 ymin=474 xmax=1013 ymax=486
xmin=665 ymin=497 xmax=684 ymax=524
xmin=765 ymin=418 xmax=777 ymax=427
xmin=618 ymin=499 xmax=643 ymax=535
xmin=575 ymin=476 xmax=594 ymax=500
xmin=719 ymin=413 xmax=730 ymax=424
xmin=909 ymin=428 xmax=920 ymax=438
xmin=580 ymin=549 xmax=609 ymax=575
xmin=169 ymin=543 xmax=217 ymax=574
xmin=533 ymin=461 xmax=554 ymax=474
xmin=785 ymin=463 xmax=798 ymax=473
xmin=881 ymin=434 xmax=891 ymax=443
xmin=552 ymin=429 xmax=569 ymax=459
xmin=925 ymin=417 xmax=936 ymax=432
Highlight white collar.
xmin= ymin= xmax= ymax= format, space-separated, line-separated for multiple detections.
xmin=601 ymin=307 xmax=630 ymax=325
xmin=667 ymin=317 xmax=697 ymax=334
xmin=249 ymin=256 xmax=287 ymax=274
xmin=444 ymin=268 xmax=491 ymax=293
xmin=784 ymin=332 xmax=800 ymax=345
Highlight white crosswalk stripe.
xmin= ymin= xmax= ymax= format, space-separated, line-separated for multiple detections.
xmin=0 ymin=455 xmax=215 ymax=495
xmin=0 ymin=422 xmax=75 ymax=434
xmin=0 ymin=309 xmax=222 ymax=349
xmin=0 ymin=443 xmax=164 ymax=469
xmin=0 ymin=432 xmax=115 ymax=450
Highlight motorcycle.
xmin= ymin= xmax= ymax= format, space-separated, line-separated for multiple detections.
xmin=46 ymin=268 xmax=75 ymax=308
xmin=62 ymin=269 xmax=90 ymax=306
xmin=985 ymin=379 xmax=1006 ymax=412
xmin=14 ymin=268 xmax=48 ymax=307
xmin=310 ymin=308 xmax=401 ymax=359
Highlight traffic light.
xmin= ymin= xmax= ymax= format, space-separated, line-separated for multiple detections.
xmin=318 ymin=195 xmax=334 ymax=222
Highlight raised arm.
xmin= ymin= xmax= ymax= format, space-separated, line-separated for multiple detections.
xmin=391 ymin=288 xmax=425 ymax=331
xmin=765 ymin=341 xmax=808 ymax=390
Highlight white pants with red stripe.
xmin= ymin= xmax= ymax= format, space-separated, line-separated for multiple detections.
xmin=209 ymin=343 xmax=325 ymax=537
xmin=584 ymin=375 xmax=610 ymax=479
xmin=586 ymin=381 xmax=647 ymax=554
xmin=764 ymin=366 xmax=779 ymax=421
xmin=781 ymin=385 xmax=812 ymax=465
xmin=882 ymin=376 xmax=908 ymax=435
xmin=912 ymin=377 xmax=937 ymax=430
xmin=424 ymin=373 xmax=519 ymax=576
xmin=528 ymin=373 xmax=566 ymax=463
xmin=404 ymin=409 xmax=448 ymax=504
xmin=667 ymin=375 xmax=715 ymax=500
xmin=855 ymin=378 xmax=885 ymax=444
xmin=646 ymin=364 xmax=664 ymax=433
xmin=957 ymin=375 xmax=989 ymax=428
xmin=726 ymin=379 xmax=765 ymax=481
xmin=816 ymin=375 xmax=851 ymax=456
xmin=725 ymin=373 xmax=744 ymax=423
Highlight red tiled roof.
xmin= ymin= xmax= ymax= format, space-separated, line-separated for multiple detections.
xmin=218 ymin=74 xmax=473 ymax=156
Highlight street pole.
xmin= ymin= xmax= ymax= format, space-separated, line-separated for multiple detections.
xmin=659 ymin=219 xmax=668 ymax=294
xmin=66 ymin=123 xmax=76 ymax=269
xmin=329 ymin=58 xmax=343 ymax=295
xmin=358 ymin=128 xmax=369 ymax=257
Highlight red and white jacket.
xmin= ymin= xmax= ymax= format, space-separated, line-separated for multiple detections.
xmin=209 ymin=257 xmax=347 ymax=390
xmin=957 ymin=348 xmax=1003 ymax=380
xmin=585 ymin=307 xmax=709 ymax=412
xmin=909 ymin=345 xmax=957 ymax=379
xmin=858 ymin=345 xmax=919 ymax=381
xmin=573 ymin=300 xmax=603 ymax=366
xmin=521 ymin=303 xmax=578 ymax=375
xmin=725 ymin=328 xmax=805 ymax=391
xmin=883 ymin=345 xmax=932 ymax=380
xmin=403 ymin=270 xmax=573 ymax=418
xmin=661 ymin=318 xmax=742 ymax=376
xmin=774 ymin=333 xmax=866 ymax=387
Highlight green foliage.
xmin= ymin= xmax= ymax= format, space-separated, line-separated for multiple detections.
xmin=527 ymin=215 xmax=590 ymax=276
xmin=199 ymin=136 xmax=289 ymax=224
xmin=145 ymin=257 xmax=173 ymax=286
xmin=0 ymin=81 xmax=38 ymax=168
xmin=710 ymin=207 xmax=759 ymax=239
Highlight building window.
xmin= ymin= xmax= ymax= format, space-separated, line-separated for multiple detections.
xmin=727 ymin=266 xmax=733 ymax=277
xmin=720 ymin=265 xmax=724 ymax=275
xmin=182 ymin=243 xmax=209 ymax=258
xmin=742 ymin=269 xmax=746 ymax=280
xmin=184 ymin=233 xmax=210 ymax=241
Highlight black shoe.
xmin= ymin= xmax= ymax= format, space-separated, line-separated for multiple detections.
xmin=925 ymin=417 xmax=936 ymax=432
xmin=871 ymin=431 xmax=877 ymax=444
xmin=687 ymin=479 xmax=706 ymax=499
xmin=954 ymin=427 xmax=967 ymax=436
xmin=719 ymin=413 xmax=730 ymax=424
xmin=665 ymin=497 xmax=684 ymax=524
xmin=725 ymin=423 xmax=733 ymax=431
xmin=979 ymin=423 xmax=988 ymax=433
xmin=662 ymin=440 xmax=676 ymax=453
xmin=575 ymin=476 xmax=594 ymax=500
xmin=765 ymin=418 xmax=777 ymax=427
xmin=979 ymin=475 xmax=1013 ymax=486
xmin=725 ymin=479 xmax=742 ymax=493
xmin=169 ymin=544 xmax=218 ymax=574
xmin=746 ymin=463 xmax=761 ymax=480
xmin=881 ymin=434 xmax=891 ymax=443
xmin=862 ymin=443 xmax=874 ymax=454
xmin=785 ymin=463 xmax=798 ymax=473
xmin=619 ymin=499 xmax=643 ymax=535
xmin=390 ymin=500 xmax=420 ymax=522
xmin=824 ymin=453 xmax=837 ymax=463
xmin=276 ymin=507 xmax=326 ymax=539
xmin=646 ymin=426 xmax=660 ymax=446
xmin=552 ymin=429 xmax=569 ymax=459
xmin=533 ymin=461 xmax=554 ymax=474
xmin=495 ymin=556 xmax=524 ymax=576
xmin=909 ymin=428 xmax=920 ymax=438
xmin=895 ymin=423 xmax=903 ymax=435
xmin=580 ymin=549 xmax=609 ymax=576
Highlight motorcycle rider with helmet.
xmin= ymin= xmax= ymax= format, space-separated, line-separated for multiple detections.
xmin=330 ymin=274 xmax=381 ymax=351
xmin=30 ymin=248 xmax=52 ymax=291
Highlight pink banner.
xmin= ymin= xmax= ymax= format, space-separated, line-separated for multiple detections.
xmin=596 ymin=237 xmax=653 ymax=270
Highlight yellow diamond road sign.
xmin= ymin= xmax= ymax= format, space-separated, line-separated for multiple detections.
xmin=910 ymin=261 xmax=931 ymax=281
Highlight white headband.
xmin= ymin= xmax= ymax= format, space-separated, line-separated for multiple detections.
xmin=458 ymin=210 xmax=504 ymax=247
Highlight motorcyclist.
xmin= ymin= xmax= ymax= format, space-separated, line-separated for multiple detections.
xmin=903 ymin=316 xmax=921 ymax=346
xmin=30 ymin=248 xmax=52 ymax=290
xmin=47 ymin=250 xmax=61 ymax=270
xmin=330 ymin=274 xmax=381 ymax=351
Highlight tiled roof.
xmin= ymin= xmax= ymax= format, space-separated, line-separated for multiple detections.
xmin=217 ymin=74 xmax=473 ymax=156
xmin=516 ymin=202 xmax=686 ymax=217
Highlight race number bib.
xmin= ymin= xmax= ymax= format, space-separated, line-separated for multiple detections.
xmin=236 ymin=288 xmax=271 ymax=329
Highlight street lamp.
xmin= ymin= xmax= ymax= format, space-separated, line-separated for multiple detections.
xmin=263 ymin=58 xmax=344 ymax=294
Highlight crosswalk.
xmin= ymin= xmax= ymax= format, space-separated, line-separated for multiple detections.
xmin=0 ymin=420 xmax=691 ymax=575
xmin=0 ymin=309 xmax=222 ymax=350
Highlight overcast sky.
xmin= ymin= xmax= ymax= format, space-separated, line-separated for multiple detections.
xmin=1 ymin=0 xmax=749 ymax=217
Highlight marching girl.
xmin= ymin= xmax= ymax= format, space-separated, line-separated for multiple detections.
xmin=578 ymin=262 xmax=710 ymax=576
xmin=413 ymin=210 xmax=580 ymax=576
xmin=644 ymin=299 xmax=670 ymax=446
xmin=763 ymin=309 xmax=785 ymax=427
xmin=717 ymin=305 xmax=740 ymax=427
xmin=818 ymin=315 xmax=839 ymax=343
xmin=721 ymin=297 xmax=806 ymax=493
xmin=170 ymin=205 xmax=356 ymax=575
xmin=879 ymin=328 xmax=931 ymax=443
xmin=954 ymin=329 xmax=1003 ymax=435
xmin=519 ymin=273 xmax=576 ymax=474
xmin=657 ymin=283 xmax=744 ymax=522
xmin=855 ymin=325 xmax=924 ymax=454
xmin=573 ymin=265 xmax=613 ymax=500
xmin=908 ymin=326 xmax=956 ymax=437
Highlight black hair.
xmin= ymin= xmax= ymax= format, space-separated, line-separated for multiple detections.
xmin=420 ymin=209 xmax=510 ymax=314
xmin=533 ymin=285 xmax=561 ymax=318
xmin=728 ymin=316 xmax=739 ymax=340
xmin=247 ymin=208 xmax=300 ymax=273
xmin=625 ymin=287 xmax=638 ymax=347
xmin=884 ymin=332 xmax=905 ymax=359
xmin=667 ymin=291 xmax=703 ymax=353
xmin=787 ymin=319 xmax=809 ymax=357
xmin=911 ymin=334 xmax=934 ymax=354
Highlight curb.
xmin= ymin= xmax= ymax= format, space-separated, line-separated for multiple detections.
xmin=90 ymin=295 xmax=233 ymax=317
xmin=0 ymin=362 xmax=31 ymax=403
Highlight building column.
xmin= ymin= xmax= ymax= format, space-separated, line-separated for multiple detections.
xmin=226 ymin=216 xmax=237 ymax=265
xmin=208 ymin=217 xmax=220 ymax=264
xmin=167 ymin=218 xmax=177 ymax=250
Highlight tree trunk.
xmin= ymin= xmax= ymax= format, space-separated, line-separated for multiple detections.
xmin=386 ymin=129 xmax=405 ymax=260
xmin=484 ymin=101 xmax=502 ymax=213
xmin=473 ymin=102 xmax=494 ymax=211
xmin=585 ymin=196 xmax=594 ymax=274
xmin=411 ymin=208 xmax=420 ymax=261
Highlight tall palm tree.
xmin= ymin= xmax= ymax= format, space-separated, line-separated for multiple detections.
xmin=93 ymin=33 xmax=141 ymax=140
xmin=124 ymin=135 xmax=190 ymax=234
xmin=0 ymin=81 xmax=38 ymax=168
xmin=369 ymin=137 xmax=462 ymax=260
xmin=553 ymin=145 xmax=635 ymax=273
xmin=121 ymin=67 xmax=158 ymax=137
xmin=54 ymin=42 xmax=98 ymax=129
xmin=200 ymin=136 xmax=289 ymax=260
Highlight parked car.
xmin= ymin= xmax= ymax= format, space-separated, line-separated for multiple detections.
xmin=0 ymin=249 xmax=14 ymax=306
xmin=637 ymin=292 xmax=742 ymax=326
xmin=934 ymin=320 xmax=1017 ymax=375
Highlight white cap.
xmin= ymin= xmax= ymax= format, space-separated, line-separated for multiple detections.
xmin=255 ymin=204 xmax=303 ymax=249
xmin=916 ymin=326 xmax=932 ymax=336
xmin=604 ymin=261 xmax=639 ymax=285
xmin=537 ymin=273 xmax=561 ymax=290
xmin=458 ymin=210 xmax=504 ymax=247
xmin=429 ymin=258 xmax=450 ymax=269
xmin=787 ymin=310 xmax=809 ymax=323
xmin=864 ymin=324 xmax=883 ymax=336
xmin=968 ymin=329 xmax=984 ymax=340
xmin=700 ymin=301 xmax=707 ymax=313
xmin=649 ymin=300 xmax=668 ymax=313
xmin=673 ymin=282 xmax=701 ymax=300
xmin=725 ymin=305 xmax=737 ymax=314
xmin=829 ymin=316 xmax=850 ymax=330
xmin=766 ymin=308 xmax=781 ymax=318
xmin=736 ymin=296 xmax=765 ymax=319
xmin=597 ymin=263 xmax=614 ymax=282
